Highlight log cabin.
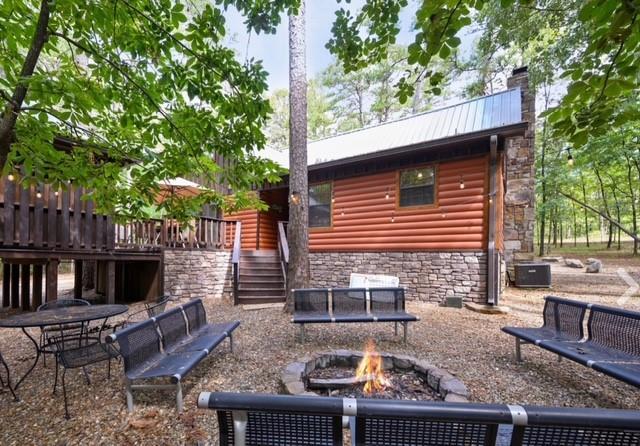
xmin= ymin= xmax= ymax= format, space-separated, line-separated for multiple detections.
xmin=227 ymin=67 xmax=535 ymax=306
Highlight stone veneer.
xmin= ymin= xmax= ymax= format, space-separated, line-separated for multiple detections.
xmin=504 ymin=67 xmax=536 ymax=262
xmin=310 ymin=251 xmax=487 ymax=303
xmin=163 ymin=249 xmax=233 ymax=301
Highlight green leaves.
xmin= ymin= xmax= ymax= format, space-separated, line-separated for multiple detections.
xmin=1 ymin=0 xmax=298 ymax=221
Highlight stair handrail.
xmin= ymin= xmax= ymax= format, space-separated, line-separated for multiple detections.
xmin=277 ymin=221 xmax=289 ymax=286
xmin=231 ymin=221 xmax=242 ymax=305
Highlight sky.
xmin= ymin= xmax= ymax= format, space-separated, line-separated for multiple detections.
xmin=224 ymin=1 xmax=420 ymax=92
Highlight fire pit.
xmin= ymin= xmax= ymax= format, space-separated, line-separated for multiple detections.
xmin=280 ymin=341 xmax=469 ymax=402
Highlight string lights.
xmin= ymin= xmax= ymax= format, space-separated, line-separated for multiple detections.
xmin=7 ymin=173 xmax=15 ymax=182
xmin=566 ymin=147 xmax=574 ymax=166
xmin=36 ymin=188 xmax=42 ymax=199
xmin=459 ymin=176 xmax=465 ymax=189
xmin=385 ymin=187 xmax=390 ymax=200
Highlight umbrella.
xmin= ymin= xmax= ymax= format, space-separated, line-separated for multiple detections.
xmin=156 ymin=177 xmax=207 ymax=203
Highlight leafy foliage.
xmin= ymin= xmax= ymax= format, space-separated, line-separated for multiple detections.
xmin=0 ymin=0 xmax=298 ymax=221
xmin=327 ymin=0 xmax=640 ymax=146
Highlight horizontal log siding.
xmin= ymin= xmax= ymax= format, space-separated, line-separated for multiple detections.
xmin=258 ymin=211 xmax=278 ymax=250
xmin=226 ymin=209 xmax=258 ymax=250
xmin=310 ymin=156 xmax=489 ymax=251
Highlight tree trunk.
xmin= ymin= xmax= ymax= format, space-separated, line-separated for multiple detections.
xmin=82 ymin=260 xmax=96 ymax=290
xmin=572 ymin=201 xmax=578 ymax=247
xmin=580 ymin=173 xmax=590 ymax=247
xmin=593 ymin=167 xmax=613 ymax=248
xmin=0 ymin=0 xmax=51 ymax=169
xmin=626 ymin=152 xmax=638 ymax=255
xmin=285 ymin=1 xmax=309 ymax=313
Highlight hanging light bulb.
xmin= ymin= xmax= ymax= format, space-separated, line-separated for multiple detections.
xmin=385 ymin=187 xmax=390 ymax=200
xmin=391 ymin=211 xmax=395 ymax=223
xmin=417 ymin=171 xmax=423 ymax=179
xmin=36 ymin=188 xmax=42 ymax=199
xmin=331 ymin=191 xmax=335 ymax=203
xmin=54 ymin=190 xmax=59 ymax=197
xmin=489 ymin=194 xmax=493 ymax=204
xmin=7 ymin=173 xmax=15 ymax=182
xmin=441 ymin=213 xmax=446 ymax=219
xmin=459 ymin=176 xmax=465 ymax=189
xmin=566 ymin=147 xmax=574 ymax=166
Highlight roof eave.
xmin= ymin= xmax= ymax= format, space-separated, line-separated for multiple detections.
xmin=306 ymin=121 xmax=528 ymax=172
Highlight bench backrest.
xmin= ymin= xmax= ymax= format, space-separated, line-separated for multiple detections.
xmin=293 ymin=289 xmax=329 ymax=314
xmin=198 ymin=393 xmax=640 ymax=446
xmin=369 ymin=288 xmax=405 ymax=313
xmin=332 ymin=288 xmax=367 ymax=315
xmin=511 ymin=405 xmax=640 ymax=446
xmin=155 ymin=307 xmax=189 ymax=349
xmin=182 ymin=299 xmax=208 ymax=332
xmin=542 ymin=296 xmax=588 ymax=340
xmin=108 ymin=318 xmax=162 ymax=374
xmin=587 ymin=305 xmax=640 ymax=357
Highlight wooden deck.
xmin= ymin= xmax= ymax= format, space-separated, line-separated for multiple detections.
xmin=0 ymin=176 xmax=238 ymax=310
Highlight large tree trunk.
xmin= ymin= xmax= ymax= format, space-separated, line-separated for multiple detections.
xmin=285 ymin=0 xmax=309 ymax=313
xmin=0 ymin=0 xmax=51 ymax=169
xmin=580 ymin=173 xmax=590 ymax=247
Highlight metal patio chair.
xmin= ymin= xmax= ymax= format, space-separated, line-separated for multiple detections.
xmin=0 ymin=349 xmax=18 ymax=401
xmin=37 ymin=299 xmax=91 ymax=366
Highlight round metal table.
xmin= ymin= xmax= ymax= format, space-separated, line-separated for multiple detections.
xmin=0 ymin=304 xmax=128 ymax=389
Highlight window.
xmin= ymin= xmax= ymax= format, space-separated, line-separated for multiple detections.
xmin=398 ymin=166 xmax=435 ymax=207
xmin=309 ymin=182 xmax=332 ymax=228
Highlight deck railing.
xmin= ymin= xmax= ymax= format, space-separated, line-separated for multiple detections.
xmin=277 ymin=220 xmax=288 ymax=286
xmin=0 ymin=179 xmax=238 ymax=252
xmin=231 ymin=222 xmax=242 ymax=305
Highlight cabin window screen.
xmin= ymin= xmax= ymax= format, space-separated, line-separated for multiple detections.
xmin=309 ymin=182 xmax=332 ymax=228
xmin=399 ymin=167 xmax=435 ymax=207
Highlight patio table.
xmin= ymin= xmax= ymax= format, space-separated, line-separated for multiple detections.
xmin=0 ymin=304 xmax=128 ymax=389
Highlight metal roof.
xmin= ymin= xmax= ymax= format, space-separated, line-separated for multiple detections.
xmin=263 ymin=87 xmax=524 ymax=169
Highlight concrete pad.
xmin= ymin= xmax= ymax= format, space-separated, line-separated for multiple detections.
xmin=242 ymin=303 xmax=284 ymax=311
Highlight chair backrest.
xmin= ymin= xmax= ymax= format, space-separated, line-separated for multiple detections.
xmin=145 ymin=295 xmax=171 ymax=318
xmin=293 ymin=289 xmax=329 ymax=314
xmin=182 ymin=299 xmax=208 ymax=333
xmin=587 ymin=304 xmax=640 ymax=357
xmin=154 ymin=307 xmax=189 ymax=349
xmin=200 ymin=392 xmax=343 ymax=446
xmin=107 ymin=318 xmax=162 ymax=374
xmin=332 ymin=288 xmax=367 ymax=315
xmin=198 ymin=393 xmax=640 ymax=446
xmin=511 ymin=405 xmax=640 ymax=446
xmin=37 ymin=298 xmax=90 ymax=311
xmin=542 ymin=296 xmax=588 ymax=340
xmin=369 ymin=288 xmax=405 ymax=313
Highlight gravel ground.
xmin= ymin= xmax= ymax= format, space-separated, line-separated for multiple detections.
xmin=1 ymin=287 xmax=639 ymax=445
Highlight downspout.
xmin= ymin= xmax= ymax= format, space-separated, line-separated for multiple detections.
xmin=487 ymin=135 xmax=500 ymax=305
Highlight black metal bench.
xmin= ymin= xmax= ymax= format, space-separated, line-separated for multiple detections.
xmin=503 ymin=297 xmax=640 ymax=388
xmin=107 ymin=298 xmax=239 ymax=412
xmin=502 ymin=296 xmax=589 ymax=361
xmin=197 ymin=392 xmax=640 ymax=446
xmin=292 ymin=288 xmax=418 ymax=343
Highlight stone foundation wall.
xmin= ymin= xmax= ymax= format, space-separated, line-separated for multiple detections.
xmin=164 ymin=249 xmax=233 ymax=301
xmin=309 ymin=251 xmax=487 ymax=303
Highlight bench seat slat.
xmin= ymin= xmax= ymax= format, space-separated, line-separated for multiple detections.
xmin=501 ymin=326 xmax=578 ymax=344
xmin=129 ymin=349 xmax=207 ymax=382
xmin=591 ymin=361 xmax=640 ymax=387
xmin=538 ymin=339 xmax=640 ymax=366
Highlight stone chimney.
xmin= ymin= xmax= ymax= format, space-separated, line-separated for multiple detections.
xmin=503 ymin=66 xmax=535 ymax=262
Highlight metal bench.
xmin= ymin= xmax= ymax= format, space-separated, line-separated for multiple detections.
xmin=107 ymin=299 xmax=239 ymax=412
xmin=503 ymin=298 xmax=640 ymax=388
xmin=502 ymin=296 xmax=589 ymax=361
xmin=292 ymin=288 xmax=418 ymax=343
xmin=197 ymin=392 xmax=640 ymax=446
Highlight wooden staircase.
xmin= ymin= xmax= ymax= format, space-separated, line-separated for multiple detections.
xmin=236 ymin=250 xmax=285 ymax=304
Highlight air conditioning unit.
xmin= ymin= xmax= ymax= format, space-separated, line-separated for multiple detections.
xmin=514 ymin=263 xmax=551 ymax=288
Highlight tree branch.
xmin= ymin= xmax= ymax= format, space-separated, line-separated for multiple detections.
xmin=559 ymin=191 xmax=639 ymax=241
xmin=0 ymin=0 xmax=51 ymax=169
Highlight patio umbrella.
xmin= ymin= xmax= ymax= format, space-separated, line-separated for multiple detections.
xmin=155 ymin=177 xmax=207 ymax=203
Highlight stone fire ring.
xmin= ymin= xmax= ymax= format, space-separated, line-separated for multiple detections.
xmin=280 ymin=349 xmax=469 ymax=403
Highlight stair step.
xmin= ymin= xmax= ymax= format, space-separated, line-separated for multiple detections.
xmin=237 ymin=288 xmax=285 ymax=297
xmin=239 ymin=275 xmax=284 ymax=282
xmin=237 ymin=296 xmax=286 ymax=304
xmin=240 ymin=256 xmax=280 ymax=263
xmin=240 ymin=267 xmax=282 ymax=274
xmin=240 ymin=281 xmax=284 ymax=289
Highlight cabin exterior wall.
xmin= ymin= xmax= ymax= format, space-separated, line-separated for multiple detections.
xmin=309 ymin=155 xmax=489 ymax=251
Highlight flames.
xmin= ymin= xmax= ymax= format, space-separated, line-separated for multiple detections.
xmin=355 ymin=340 xmax=390 ymax=394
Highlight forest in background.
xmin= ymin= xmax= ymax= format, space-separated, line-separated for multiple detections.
xmin=266 ymin=1 xmax=640 ymax=257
